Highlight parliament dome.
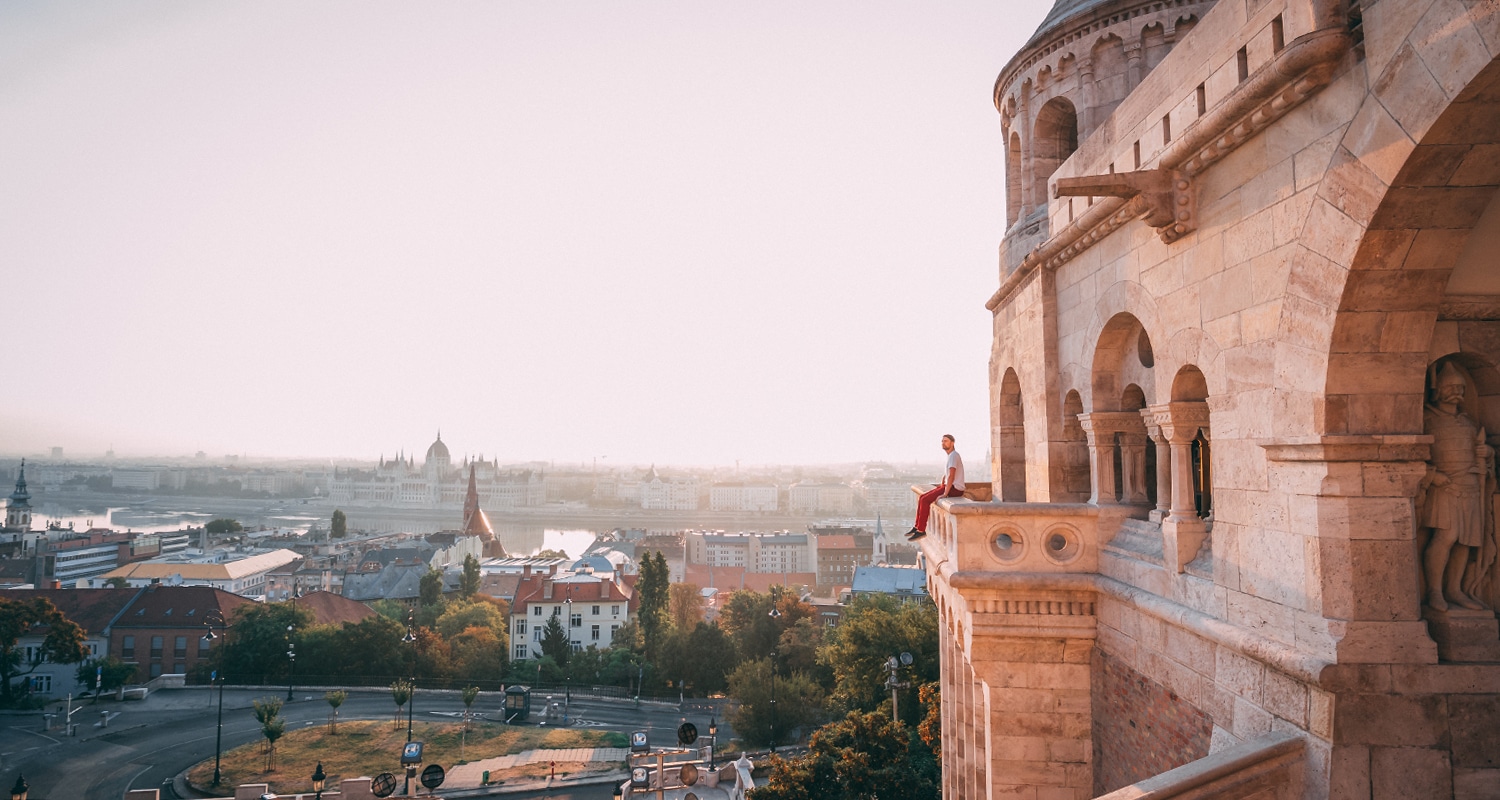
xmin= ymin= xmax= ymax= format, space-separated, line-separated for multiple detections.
xmin=425 ymin=433 xmax=450 ymax=464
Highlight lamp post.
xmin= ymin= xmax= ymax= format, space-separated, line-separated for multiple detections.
xmin=708 ymin=718 xmax=718 ymax=770
xmin=768 ymin=606 xmax=781 ymax=754
xmin=202 ymin=615 xmax=229 ymax=788
xmin=285 ymin=633 xmax=296 ymax=702
xmin=563 ymin=596 xmax=573 ymax=725
xmin=402 ymin=611 xmax=417 ymax=796
xmin=311 ymin=761 xmax=326 ymax=800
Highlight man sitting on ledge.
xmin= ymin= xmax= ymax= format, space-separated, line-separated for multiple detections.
xmin=907 ymin=434 xmax=964 ymax=541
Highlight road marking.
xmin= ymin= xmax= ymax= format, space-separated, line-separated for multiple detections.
xmin=7 ymin=727 xmax=59 ymax=745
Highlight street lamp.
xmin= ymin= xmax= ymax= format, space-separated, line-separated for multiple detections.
xmin=9 ymin=774 xmax=26 ymax=800
xmin=563 ymin=596 xmax=573 ymax=724
xmin=708 ymin=718 xmax=718 ymax=770
xmin=402 ymin=611 xmax=417 ymax=796
xmin=285 ymin=629 xmax=297 ymax=702
xmin=768 ymin=607 xmax=781 ymax=754
xmin=311 ymin=761 xmax=326 ymax=800
xmin=202 ymin=615 xmax=230 ymax=787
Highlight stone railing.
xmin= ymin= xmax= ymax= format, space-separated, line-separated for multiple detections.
xmin=1093 ymin=731 xmax=1305 ymax=799
xmin=918 ymin=489 xmax=1135 ymax=576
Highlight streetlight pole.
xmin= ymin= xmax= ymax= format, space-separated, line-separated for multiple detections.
xmin=768 ymin=606 xmax=781 ymax=754
xmin=402 ymin=610 xmax=417 ymax=796
xmin=285 ymin=636 xmax=296 ymax=702
xmin=202 ymin=615 xmax=228 ymax=788
xmin=563 ymin=596 xmax=572 ymax=725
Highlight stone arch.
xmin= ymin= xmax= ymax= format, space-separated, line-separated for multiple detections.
xmin=1006 ymin=130 xmax=1023 ymax=227
xmin=1141 ymin=22 xmax=1168 ymax=73
xmin=1170 ymin=15 xmax=1198 ymax=40
xmin=998 ymin=368 xmax=1028 ymax=502
xmin=1060 ymin=389 xmax=1090 ymax=502
xmin=1169 ymin=365 xmax=1212 ymax=519
xmin=1090 ymin=312 xmax=1157 ymax=412
xmin=1089 ymin=34 xmax=1127 ymax=124
xmin=1322 ymin=58 xmax=1500 ymax=438
xmin=1171 ymin=365 xmax=1209 ymax=402
xmin=1079 ymin=281 xmax=1167 ymax=411
xmin=1032 ymin=96 xmax=1079 ymax=207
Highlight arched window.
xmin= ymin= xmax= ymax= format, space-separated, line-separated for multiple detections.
xmin=999 ymin=369 xmax=1027 ymax=502
xmin=1032 ymin=97 xmax=1079 ymax=206
xmin=1006 ymin=131 xmax=1023 ymax=227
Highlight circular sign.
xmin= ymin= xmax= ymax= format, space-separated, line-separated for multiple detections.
xmin=680 ymin=763 xmax=699 ymax=786
xmin=370 ymin=772 xmax=397 ymax=798
xmin=678 ymin=722 xmax=698 ymax=745
xmin=420 ymin=764 xmax=446 ymax=789
xmin=631 ymin=766 xmax=649 ymax=787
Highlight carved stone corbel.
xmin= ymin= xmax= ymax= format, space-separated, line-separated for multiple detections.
xmin=1053 ymin=168 xmax=1197 ymax=244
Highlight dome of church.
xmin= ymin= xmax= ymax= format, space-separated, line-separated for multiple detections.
xmin=1026 ymin=0 xmax=1123 ymax=46
xmin=425 ymin=433 xmax=450 ymax=463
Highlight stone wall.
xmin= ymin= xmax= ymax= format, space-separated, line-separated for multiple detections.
xmin=1090 ymin=648 xmax=1212 ymax=795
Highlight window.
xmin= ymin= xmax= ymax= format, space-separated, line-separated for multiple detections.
xmin=174 ymin=636 xmax=187 ymax=658
xmin=150 ymin=663 xmax=162 ymax=678
xmin=122 ymin=636 xmax=135 ymax=659
xmin=612 ymin=624 xmax=619 ymax=638
xmin=198 ymin=638 xmax=210 ymax=658
xmin=534 ymin=629 xmax=543 ymax=642
xmin=570 ymin=614 xmax=582 ymax=628
xmin=150 ymin=636 xmax=163 ymax=659
xmin=174 ymin=663 xmax=185 ymax=674
xmin=533 ymin=605 xmax=542 ymax=616
xmin=515 ymin=645 xmax=527 ymax=659
xmin=592 ymin=605 xmax=600 ymax=615
xmin=30 ymin=675 xmax=50 ymax=693
xmin=516 ymin=620 xmax=527 ymax=635
xmin=552 ymin=606 xmax=560 ymax=617
xmin=591 ymin=624 xmax=600 ymax=641
xmin=612 ymin=605 xmax=620 ymax=616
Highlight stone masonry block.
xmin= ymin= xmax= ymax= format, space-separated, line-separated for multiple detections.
xmin=1453 ymin=768 xmax=1500 ymax=800
xmin=1329 ymin=744 xmax=1372 ymax=800
xmin=1373 ymin=43 xmax=1451 ymax=146
xmin=1448 ymin=695 xmax=1500 ymax=768
xmin=1371 ymin=747 xmax=1453 ymax=800
xmin=1262 ymin=669 xmax=1310 ymax=727
xmin=1334 ymin=694 xmax=1448 ymax=746
xmin=1216 ymin=649 xmax=1266 ymax=704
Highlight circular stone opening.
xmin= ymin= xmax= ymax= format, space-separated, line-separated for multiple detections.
xmin=1040 ymin=527 xmax=1081 ymax=564
xmin=989 ymin=529 xmax=1025 ymax=564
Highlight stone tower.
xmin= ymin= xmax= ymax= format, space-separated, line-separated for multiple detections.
xmin=927 ymin=0 xmax=1500 ymax=796
xmin=4 ymin=460 xmax=31 ymax=531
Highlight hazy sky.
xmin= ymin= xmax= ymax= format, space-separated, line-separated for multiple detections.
xmin=3 ymin=1 xmax=1052 ymax=466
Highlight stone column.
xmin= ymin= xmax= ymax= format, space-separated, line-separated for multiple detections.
xmin=1143 ymin=407 xmax=1172 ymax=521
xmin=1120 ymin=435 xmax=1148 ymax=505
xmin=1159 ymin=402 xmax=1210 ymax=571
xmin=1076 ymin=56 xmax=1096 ymax=139
xmin=1124 ymin=42 xmax=1144 ymax=91
xmin=1077 ymin=414 xmax=1118 ymax=505
xmin=1018 ymin=86 xmax=1034 ymax=214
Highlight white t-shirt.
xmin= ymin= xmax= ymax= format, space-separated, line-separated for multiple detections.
xmin=946 ymin=450 xmax=966 ymax=491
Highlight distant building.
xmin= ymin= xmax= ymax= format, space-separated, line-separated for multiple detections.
xmin=788 ymin=482 xmax=855 ymax=515
xmin=3 ymin=462 xmax=32 ymax=532
xmin=100 ymin=549 xmax=301 ymax=597
xmin=327 ymin=433 xmax=543 ymax=509
xmin=639 ymin=467 xmax=699 ymax=511
xmin=509 ymin=572 xmax=638 ymax=661
xmin=849 ymin=564 xmax=928 ymax=604
xmin=684 ymin=531 xmax=814 ymax=575
xmin=813 ymin=530 xmax=876 ymax=590
xmin=708 ymin=483 xmax=779 ymax=512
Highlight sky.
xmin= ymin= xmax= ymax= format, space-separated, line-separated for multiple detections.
xmin=2 ymin=1 xmax=1053 ymax=466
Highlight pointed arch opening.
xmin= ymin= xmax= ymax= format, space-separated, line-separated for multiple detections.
xmin=999 ymin=368 xmax=1028 ymax=502
xmin=1032 ymin=97 xmax=1079 ymax=207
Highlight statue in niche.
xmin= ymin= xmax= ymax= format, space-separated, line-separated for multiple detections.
xmin=1419 ymin=362 xmax=1498 ymax=611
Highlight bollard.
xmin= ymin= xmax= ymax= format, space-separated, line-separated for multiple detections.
xmin=100 ymin=710 xmax=109 ymax=728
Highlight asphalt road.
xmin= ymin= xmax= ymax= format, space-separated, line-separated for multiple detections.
xmin=0 ymin=689 xmax=726 ymax=800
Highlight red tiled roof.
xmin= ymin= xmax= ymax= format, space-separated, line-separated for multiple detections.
xmin=296 ymin=590 xmax=375 ymax=626
xmin=510 ymin=575 xmax=637 ymax=614
xmin=0 ymin=588 xmax=139 ymax=634
xmin=817 ymin=535 xmax=858 ymax=549
xmin=112 ymin=585 xmax=252 ymax=629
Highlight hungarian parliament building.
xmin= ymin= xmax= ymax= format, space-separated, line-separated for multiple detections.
xmin=325 ymin=433 xmax=544 ymax=509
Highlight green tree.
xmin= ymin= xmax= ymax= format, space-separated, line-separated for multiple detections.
xmin=533 ymin=548 xmax=570 ymax=559
xmin=669 ymin=582 xmax=704 ymax=631
xmin=637 ymin=551 xmax=669 ymax=662
xmin=420 ymin=567 xmax=446 ymax=608
xmin=818 ymin=596 xmax=938 ymax=722
xmin=459 ymin=554 xmax=481 ymax=599
xmin=205 ymin=518 xmax=242 ymax=534
xmin=102 ymin=577 xmax=129 ymax=589
xmin=750 ymin=710 xmax=939 ymax=800
xmin=325 ymin=689 xmax=346 ymax=733
xmin=451 ymin=626 xmax=506 ymax=684
xmin=390 ymin=679 xmax=412 ymax=727
xmin=916 ymin=682 xmax=941 ymax=764
xmin=539 ymin=614 xmax=570 ymax=667
xmin=0 ymin=597 xmax=89 ymax=704
xmin=75 ymin=656 xmax=135 ymax=702
xmin=727 ymin=657 xmax=824 ymax=748
xmin=434 ymin=598 xmax=507 ymax=639
xmin=327 ymin=615 xmax=407 ymax=680
xmin=718 ymin=586 xmax=814 ymax=664
xmin=252 ymin=697 xmax=284 ymax=766
xmin=223 ymin=601 xmax=314 ymax=685
xmin=330 ymin=509 xmax=347 ymax=539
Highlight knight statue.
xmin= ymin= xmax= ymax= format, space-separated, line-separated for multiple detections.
xmin=1420 ymin=362 xmax=1498 ymax=611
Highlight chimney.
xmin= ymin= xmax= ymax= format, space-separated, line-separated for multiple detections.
xmin=523 ymin=565 xmax=531 ymax=577
xmin=49 ymin=580 xmax=60 ymax=590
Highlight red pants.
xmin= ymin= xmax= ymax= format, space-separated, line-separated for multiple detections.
xmin=914 ymin=484 xmax=964 ymax=532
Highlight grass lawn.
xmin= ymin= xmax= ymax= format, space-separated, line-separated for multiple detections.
xmin=186 ymin=718 xmax=628 ymax=795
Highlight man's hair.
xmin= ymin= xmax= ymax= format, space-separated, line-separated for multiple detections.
xmin=942 ymin=434 xmax=955 ymax=443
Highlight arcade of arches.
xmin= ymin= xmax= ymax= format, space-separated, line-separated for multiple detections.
xmin=925 ymin=1 xmax=1500 ymax=798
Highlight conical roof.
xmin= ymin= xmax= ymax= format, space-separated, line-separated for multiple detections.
xmin=1025 ymin=0 xmax=1120 ymax=46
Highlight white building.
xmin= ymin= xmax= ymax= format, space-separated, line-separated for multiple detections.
xmin=509 ymin=571 xmax=638 ymax=661
xmin=327 ymin=433 xmax=544 ymax=509
xmin=639 ymin=467 xmax=699 ymax=511
xmin=788 ymin=482 xmax=856 ymax=515
xmin=99 ymin=548 xmax=301 ymax=597
xmin=685 ymin=531 xmax=814 ymax=574
xmin=709 ymin=483 xmax=779 ymax=512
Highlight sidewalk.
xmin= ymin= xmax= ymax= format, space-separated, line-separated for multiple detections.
xmin=446 ymin=746 xmax=628 ymax=788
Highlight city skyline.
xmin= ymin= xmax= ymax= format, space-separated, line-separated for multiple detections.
xmin=1 ymin=1 xmax=1052 ymax=465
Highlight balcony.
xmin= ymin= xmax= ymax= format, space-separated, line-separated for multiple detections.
xmin=920 ymin=483 xmax=1136 ymax=577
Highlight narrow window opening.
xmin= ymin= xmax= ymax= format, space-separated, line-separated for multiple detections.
xmin=1162 ymin=114 xmax=1172 ymax=144
xmin=1133 ymin=141 xmax=1141 ymax=169
xmin=1236 ymin=47 xmax=1249 ymax=82
xmin=1271 ymin=16 xmax=1285 ymax=52
xmin=1196 ymin=84 xmax=1206 ymax=116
